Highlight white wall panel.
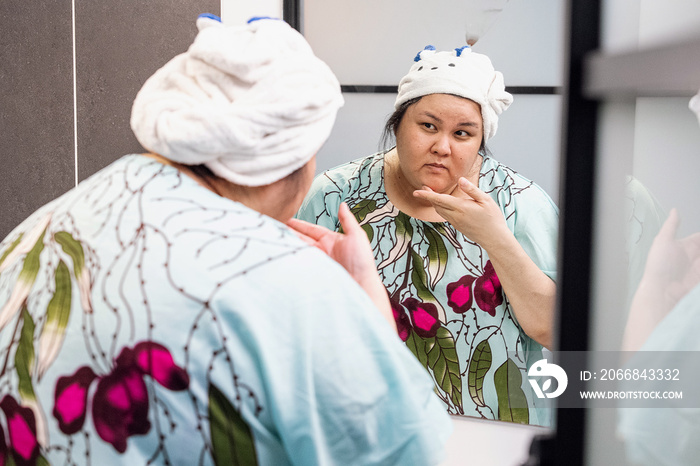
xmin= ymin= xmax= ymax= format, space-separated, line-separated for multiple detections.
xmin=304 ymin=0 xmax=565 ymax=86
xmin=221 ymin=0 xmax=282 ymax=24
xmin=488 ymin=94 xmax=562 ymax=200
xmin=638 ymin=0 xmax=700 ymax=49
xmin=315 ymin=93 xmax=396 ymax=173
xmin=306 ymin=0 xmax=564 ymax=202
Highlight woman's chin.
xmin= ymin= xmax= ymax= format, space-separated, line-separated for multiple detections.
xmin=422 ymin=180 xmax=457 ymax=195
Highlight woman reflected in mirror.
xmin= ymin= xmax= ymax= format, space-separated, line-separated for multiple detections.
xmin=297 ymin=45 xmax=559 ymax=426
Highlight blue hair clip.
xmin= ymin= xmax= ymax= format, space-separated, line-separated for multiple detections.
xmin=198 ymin=13 xmax=221 ymax=22
xmin=414 ymin=45 xmax=436 ymax=62
xmin=454 ymin=45 xmax=470 ymax=57
xmin=247 ymin=16 xmax=281 ymax=24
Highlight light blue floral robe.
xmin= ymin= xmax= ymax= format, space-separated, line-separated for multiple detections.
xmin=297 ymin=152 xmax=559 ymax=426
xmin=0 ymin=154 xmax=451 ymax=465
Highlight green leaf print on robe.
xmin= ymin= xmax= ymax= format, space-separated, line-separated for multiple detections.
xmin=467 ymin=339 xmax=492 ymax=408
xmin=0 ymin=227 xmax=89 ymax=382
xmin=378 ymin=211 xmax=412 ymax=271
xmin=37 ymin=260 xmax=72 ymax=379
xmin=0 ymin=221 xmax=48 ymax=331
xmin=54 ymin=231 xmax=92 ymax=313
xmin=410 ymin=249 xmax=446 ymax=323
xmin=349 ymin=203 xmax=464 ymax=412
xmin=0 ymin=221 xmax=96 ymax=451
xmin=209 ymin=383 xmax=259 ymax=466
xmin=494 ymin=358 xmax=529 ymax=424
xmin=429 ymin=327 xmax=463 ymax=413
xmin=404 ymin=320 xmax=463 ymax=414
xmin=0 ymin=234 xmax=24 ymax=271
xmin=348 ymin=199 xmax=377 ymax=242
xmin=16 ymin=306 xmax=50 ymax=448
xmin=423 ymin=224 xmax=448 ymax=289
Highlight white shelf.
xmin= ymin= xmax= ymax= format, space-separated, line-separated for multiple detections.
xmin=584 ymin=36 xmax=700 ymax=98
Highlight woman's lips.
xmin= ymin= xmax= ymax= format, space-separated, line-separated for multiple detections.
xmin=425 ymin=163 xmax=447 ymax=171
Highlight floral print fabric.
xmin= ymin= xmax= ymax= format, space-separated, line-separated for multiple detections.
xmin=297 ymin=152 xmax=559 ymax=426
xmin=0 ymin=155 xmax=451 ymax=465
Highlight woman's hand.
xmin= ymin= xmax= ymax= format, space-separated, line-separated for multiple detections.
xmin=415 ymin=177 xmax=555 ymax=348
xmin=624 ymin=209 xmax=700 ymax=351
xmin=287 ymin=203 xmax=377 ymax=282
xmin=640 ymin=208 xmax=700 ymax=311
xmin=286 ymin=203 xmax=396 ymax=332
xmin=413 ymin=177 xmax=510 ymax=248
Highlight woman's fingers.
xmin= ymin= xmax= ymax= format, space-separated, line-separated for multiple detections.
xmin=458 ymin=177 xmax=487 ymax=201
xmin=414 ymin=178 xmax=485 ymax=208
xmin=337 ymin=202 xmax=363 ymax=236
xmin=285 ymin=220 xmax=321 ymax=246
xmin=658 ymin=208 xmax=680 ymax=242
xmin=681 ymin=232 xmax=700 ymax=259
xmin=413 ymin=188 xmax=460 ymax=211
xmin=286 ymin=218 xmax=330 ymax=241
xmin=413 ymin=187 xmax=442 ymax=203
xmin=292 ymin=231 xmax=318 ymax=247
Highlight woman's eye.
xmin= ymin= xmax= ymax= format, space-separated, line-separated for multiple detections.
xmin=422 ymin=123 xmax=436 ymax=130
xmin=455 ymin=130 xmax=469 ymax=137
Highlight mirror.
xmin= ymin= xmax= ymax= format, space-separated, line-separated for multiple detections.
xmin=300 ymin=0 xmax=565 ymax=431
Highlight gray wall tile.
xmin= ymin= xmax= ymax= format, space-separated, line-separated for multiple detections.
xmin=75 ymin=1 xmax=220 ymax=180
xmin=0 ymin=2 xmax=220 ymax=240
xmin=0 ymin=1 xmax=75 ymax=239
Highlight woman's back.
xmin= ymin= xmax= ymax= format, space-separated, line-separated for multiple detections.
xmin=0 ymin=154 xmax=450 ymax=465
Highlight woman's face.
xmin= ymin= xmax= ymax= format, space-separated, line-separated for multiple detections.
xmin=395 ymin=93 xmax=483 ymax=194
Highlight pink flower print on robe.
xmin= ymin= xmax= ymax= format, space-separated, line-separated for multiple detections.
xmin=52 ymin=341 xmax=189 ymax=454
xmin=131 ymin=341 xmax=189 ymax=391
xmin=53 ymin=366 xmax=97 ymax=435
xmin=403 ymin=298 xmax=441 ymax=338
xmin=0 ymin=395 xmax=40 ymax=466
xmin=446 ymin=275 xmax=477 ymax=314
xmin=92 ymin=363 xmax=152 ymax=453
xmin=0 ymin=421 xmax=6 ymax=466
xmin=474 ymin=261 xmax=503 ymax=317
xmin=391 ymin=299 xmax=412 ymax=342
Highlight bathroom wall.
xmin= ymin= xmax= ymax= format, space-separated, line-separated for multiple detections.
xmin=0 ymin=0 xmax=219 ymax=239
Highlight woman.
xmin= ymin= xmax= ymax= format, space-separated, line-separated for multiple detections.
xmin=297 ymin=45 xmax=559 ymax=425
xmin=0 ymin=16 xmax=451 ymax=465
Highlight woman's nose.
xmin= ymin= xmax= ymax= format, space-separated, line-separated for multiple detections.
xmin=431 ymin=134 xmax=451 ymax=156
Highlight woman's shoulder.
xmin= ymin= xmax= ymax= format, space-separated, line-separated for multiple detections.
xmin=313 ymin=152 xmax=385 ymax=191
xmin=298 ymin=153 xmax=387 ymax=226
xmin=479 ymin=155 xmax=557 ymax=210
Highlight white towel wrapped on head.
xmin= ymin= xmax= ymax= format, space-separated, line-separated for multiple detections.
xmin=395 ymin=46 xmax=512 ymax=142
xmin=131 ymin=16 xmax=343 ymax=186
